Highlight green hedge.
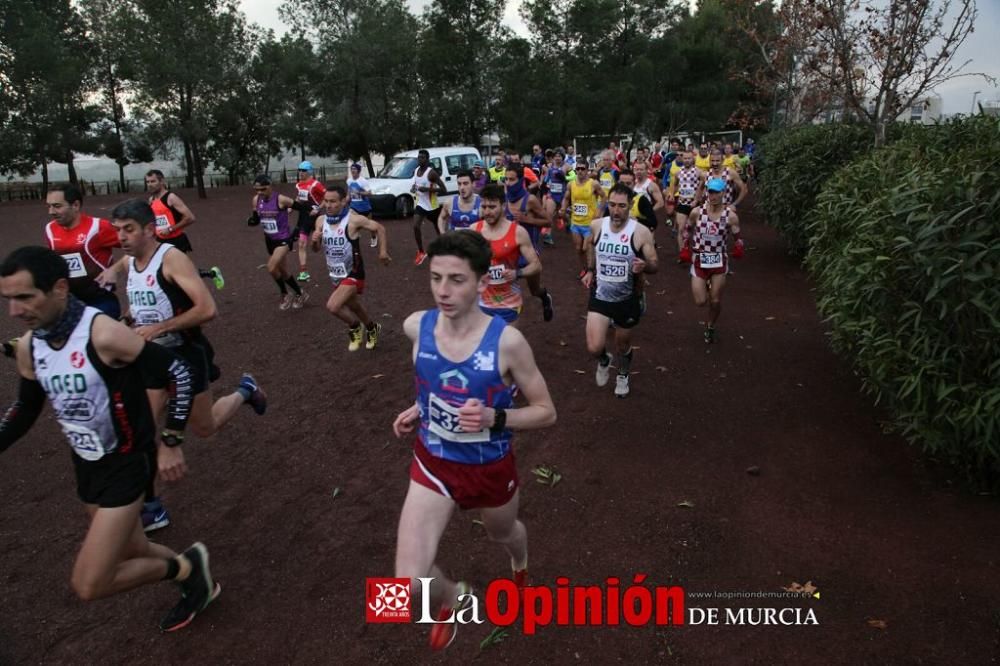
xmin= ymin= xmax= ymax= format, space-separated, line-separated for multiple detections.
xmin=806 ymin=116 xmax=1000 ymax=488
xmin=756 ymin=124 xmax=885 ymax=256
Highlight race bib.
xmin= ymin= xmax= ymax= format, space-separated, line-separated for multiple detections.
xmin=572 ymin=203 xmax=589 ymax=217
xmin=329 ymin=262 xmax=348 ymax=279
xmin=598 ymin=258 xmax=629 ymax=283
xmin=679 ymin=186 xmax=695 ymax=198
xmin=549 ymin=183 xmax=564 ymax=194
xmin=62 ymin=252 xmax=87 ymax=279
xmin=261 ymin=218 xmax=279 ymax=234
xmin=297 ymin=189 xmax=309 ymax=201
xmin=155 ymin=214 xmax=170 ymax=233
xmin=350 ymin=191 xmax=362 ymax=201
xmin=488 ymin=264 xmax=508 ymax=284
xmin=61 ymin=422 xmax=106 ymax=461
xmin=427 ymin=392 xmax=489 ymax=444
xmin=700 ymin=252 xmax=723 ymax=269
xmin=134 ymin=309 xmax=163 ymax=325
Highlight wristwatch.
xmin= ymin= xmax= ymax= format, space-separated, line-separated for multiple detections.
xmin=490 ymin=408 xmax=507 ymax=433
xmin=161 ymin=431 xmax=185 ymax=448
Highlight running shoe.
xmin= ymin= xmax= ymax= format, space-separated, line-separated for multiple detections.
xmin=614 ymin=374 xmax=630 ymax=398
xmin=348 ymin=325 xmax=364 ymax=352
xmin=142 ymin=498 xmax=171 ymax=533
xmin=160 ymin=543 xmax=221 ymax=632
xmin=209 ymin=266 xmax=225 ymax=290
xmin=238 ymin=373 xmax=268 ymax=415
xmin=365 ymin=322 xmax=382 ymax=350
xmin=297 ymin=271 xmax=311 ymax=282
xmin=370 ymin=236 xmax=378 ymax=249
xmin=279 ymin=294 xmax=293 ymax=310
xmin=542 ymin=233 xmax=555 ymax=246
xmin=292 ymin=291 xmax=310 ymax=309
xmin=595 ymin=353 xmax=611 ymax=387
xmin=513 ymin=568 xmax=529 ymax=589
xmin=414 ymin=251 xmax=427 ymax=266
xmin=704 ymin=326 xmax=716 ymax=344
xmin=428 ymin=581 xmax=472 ymax=651
xmin=541 ymin=291 xmax=554 ymax=322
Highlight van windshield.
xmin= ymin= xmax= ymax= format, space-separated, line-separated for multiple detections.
xmin=379 ymin=157 xmax=419 ymax=179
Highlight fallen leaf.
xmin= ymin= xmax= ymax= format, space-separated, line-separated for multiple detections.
xmin=656 ymin=290 xmax=667 ymax=296
xmin=371 ymin=373 xmax=385 ymax=379
xmin=666 ymin=310 xmax=674 ymax=315
xmin=479 ymin=626 xmax=509 ymax=650
xmin=676 ymin=500 xmax=695 ymax=508
xmin=655 ymin=366 xmax=667 ymax=372
xmin=867 ymin=619 xmax=888 ymax=630
xmin=573 ymin=369 xmax=586 ymax=374
xmin=559 ymin=340 xmax=568 ymax=346
xmin=332 ymin=487 xmax=341 ymax=499
xmin=746 ymin=465 xmax=761 ymax=476
xmin=472 ymin=519 xmax=484 ymax=526
xmin=765 ymin=316 xmax=776 ymax=320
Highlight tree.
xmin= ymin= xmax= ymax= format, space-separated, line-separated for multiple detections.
xmin=803 ymin=0 xmax=988 ymax=145
xmin=80 ymin=0 xmax=137 ymax=192
xmin=130 ymin=0 xmax=252 ymax=197
xmin=0 ymin=0 xmax=98 ymax=190
xmin=281 ymin=0 xmax=421 ymax=171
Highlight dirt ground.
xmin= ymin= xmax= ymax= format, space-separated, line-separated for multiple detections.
xmin=0 ymin=186 xmax=998 ymax=665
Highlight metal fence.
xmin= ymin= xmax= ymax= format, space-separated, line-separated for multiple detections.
xmin=0 ymin=163 xmax=349 ymax=201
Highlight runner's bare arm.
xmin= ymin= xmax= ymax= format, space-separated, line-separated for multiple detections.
xmin=430 ymin=170 xmax=447 ymax=196
xmin=133 ymin=250 xmax=217 ymax=342
xmin=513 ymin=226 xmax=541 ymax=279
xmin=730 ymin=171 xmax=748 ymax=207
xmin=594 ymin=180 xmax=607 ymax=205
xmin=96 ymin=255 xmax=130 ymax=287
xmin=633 ymin=225 xmax=659 ymax=274
xmin=278 ymin=194 xmax=297 ymax=210
xmin=525 ymin=196 xmax=550 ymax=228
xmin=166 ymin=193 xmax=196 ymax=232
xmin=353 ymin=215 xmax=391 ymax=264
xmin=559 ymin=187 xmax=571 ymax=217
xmin=498 ymin=327 xmax=555 ymax=429
xmin=436 ymin=200 xmax=451 ymax=235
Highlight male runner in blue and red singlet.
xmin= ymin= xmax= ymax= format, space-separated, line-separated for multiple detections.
xmin=392 ymin=230 xmax=556 ymax=651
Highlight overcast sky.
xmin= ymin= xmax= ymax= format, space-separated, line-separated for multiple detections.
xmin=240 ymin=0 xmax=999 ymax=115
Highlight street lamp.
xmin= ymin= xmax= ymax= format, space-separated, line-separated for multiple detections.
xmin=971 ymin=91 xmax=982 ymax=115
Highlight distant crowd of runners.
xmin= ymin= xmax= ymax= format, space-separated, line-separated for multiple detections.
xmin=0 ymin=135 xmax=753 ymax=648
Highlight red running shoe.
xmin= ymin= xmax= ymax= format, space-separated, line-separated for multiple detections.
xmin=428 ymin=581 xmax=472 ymax=651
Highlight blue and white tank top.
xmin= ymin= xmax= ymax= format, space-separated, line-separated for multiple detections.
xmin=415 ymin=309 xmax=513 ymax=464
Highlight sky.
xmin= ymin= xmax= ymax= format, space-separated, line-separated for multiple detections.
xmin=239 ymin=0 xmax=1000 ymax=115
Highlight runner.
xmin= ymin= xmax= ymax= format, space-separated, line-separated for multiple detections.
xmin=437 ymin=170 xmax=482 ymax=234
xmin=471 ymin=184 xmax=541 ymax=325
xmin=488 ymin=155 xmax=506 ymax=184
xmin=294 ymin=161 xmax=327 ymax=279
xmin=596 ymin=150 xmax=620 ymax=199
xmin=248 ymin=175 xmax=308 ymax=310
xmin=631 ymin=160 xmax=667 ymax=231
xmin=311 ymin=186 xmax=391 ymax=351
xmin=391 ymin=230 xmax=556 ymax=651
xmin=581 ymin=183 xmax=659 ymax=398
xmin=144 ymin=170 xmax=223 ymax=290
xmin=503 ymin=164 xmax=555 ymax=322
xmin=44 ymin=184 xmax=122 ymax=318
xmin=668 ymin=150 xmax=707 ymax=258
xmin=705 ymin=149 xmax=748 ymax=209
xmin=617 ymin=168 xmax=659 ymax=236
xmin=410 ymin=150 xmax=447 ymax=266
xmin=0 ymin=245 xmax=219 ymax=632
xmin=682 ymin=178 xmax=745 ymax=344
xmin=542 ymin=150 xmax=569 ymax=237
xmin=695 ymin=142 xmax=711 ymax=171
xmin=471 ymin=160 xmax=489 ymax=194
xmin=560 ymin=160 xmax=606 ymax=277
xmin=109 ymin=198 xmax=268 ymax=531
xmin=346 ymin=162 xmax=379 ymax=249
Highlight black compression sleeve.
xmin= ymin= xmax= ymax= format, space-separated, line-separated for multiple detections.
xmin=0 ymin=378 xmax=46 ymax=454
xmin=136 ymin=342 xmax=194 ymax=432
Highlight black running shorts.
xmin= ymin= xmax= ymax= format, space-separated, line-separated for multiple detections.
xmin=74 ymin=448 xmax=156 ymax=508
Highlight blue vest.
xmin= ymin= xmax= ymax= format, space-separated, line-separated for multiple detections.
xmin=416 ymin=309 xmax=513 ymax=463
xmin=449 ymin=194 xmax=481 ymax=230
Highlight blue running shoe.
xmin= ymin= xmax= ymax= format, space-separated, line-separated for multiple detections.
xmin=238 ymin=374 xmax=267 ymax=415
xmin=142 ymin=498 xmax=171 ymax=533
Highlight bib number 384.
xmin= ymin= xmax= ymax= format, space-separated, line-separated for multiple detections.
xmin=427 ymin=393 xmax=489 ymax=443
xmin=699 ymin=252 xmax=723 ymax=269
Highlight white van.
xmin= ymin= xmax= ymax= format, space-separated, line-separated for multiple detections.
xmin=368 ymin=146 xmax=482 ymax=217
